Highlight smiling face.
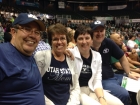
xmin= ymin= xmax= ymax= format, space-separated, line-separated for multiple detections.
xmin=51 ymin=34 xmax=67 ymax=55
xmin=92 ymin=26 xmax=105 ymax=44
xmin=76 ymin=33 xmax=92 ymax=54
xmin=10 ymin=21 xmax=41 ymax=56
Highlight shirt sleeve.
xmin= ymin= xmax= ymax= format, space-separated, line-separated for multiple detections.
xmin=66 ymin=58 xmax=80 ymax=105
xmin=92 ymin=52 xmax=103 ymax=90
xmin=111 ymin=56 xmax=119 ymax=64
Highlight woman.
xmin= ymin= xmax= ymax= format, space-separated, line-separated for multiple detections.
xmin=69 ymin=25 xmax=123 ymax=105
xmin=127 ymin=34 xmax=140 ymax=52
xmin=34 ymin=23 xmax=80 ymax=105
xmin=67 ymin=29 xmax=76 ymax=48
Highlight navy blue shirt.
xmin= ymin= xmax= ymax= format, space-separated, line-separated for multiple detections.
xmin=79 ymin=50 xmax=92 ymax=87
xmin=92 ymin=38 xmax=124 ymax=79
xmin=0 ymin=43 xmax=45 ymax=105
xmin=42 ymin=54 xmax=72 ymax=105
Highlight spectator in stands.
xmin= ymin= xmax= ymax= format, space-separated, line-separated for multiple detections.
xmin=90 ymin=20 xmax=140 ymax=105
xmin=127 ymin=33 xmax=140 ymax=52
xmin=33 ymin=31 xmax=51 ymax=55
xmin=110 ymin=33 xmax=140 ymax=74
xmin=1 ymin=14 xmax=6 ymax=24
xmin=10 ymin=15 xmax=15 ymax=23
xmin=0 ymin=22 xmax=4 ymax=32
xmin=122 ymin=43 xmax=140 ymax=68
xmin=0 ymin=13 xmax=46 ymax=104
xmin=135 ymin=32 xmax=140 ymax=46
xmin=67 ymin=29 xmax=76 ymax=48
xmin=0 ymin=22 xmax=4 ymax=43
xmin=34 ymin=23 xmax=80 ymax=105
xmin=4 ymin=23 xmax=12 ymax=42
xmin=69 ymin=25 xmax=123 ymax=105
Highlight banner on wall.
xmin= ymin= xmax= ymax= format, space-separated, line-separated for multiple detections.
xmin=58 ymin=2 xmax=65 ymax=9
xmin=95 ymin=17 xmax=114 ymax=21
xmin=79 ymin=6 xmax=98 ymax=11
xmin=131 ymin=19 xmax=140 ymax=23
xmin=16 ymin=1 xmax=39 ymax=8
xmin=108 ymin=5 xmax=127 ymax=10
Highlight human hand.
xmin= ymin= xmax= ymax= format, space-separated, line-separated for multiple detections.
xmin=135 ymin=68 xmax=140 ymax=73
xmin=128 ymin=72 xmax=140 ymax=80
xmin=99 ymin=98 xmax=108 ymax=105
xmin=131 ymin=49 xmax=136 ymax=54
xmin=64 ymin=49 xmax=74 ymax=60
xmin=134 ymin=44 xmax=138 ymax=49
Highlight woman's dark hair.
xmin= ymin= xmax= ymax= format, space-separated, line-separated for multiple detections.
xmin=128 ymin=33 xmax=136 ymax=39
xmin=74 ymin=25 xmax=92 ymax=42
xmin=47 ymin=23 xmax=69 ymax=46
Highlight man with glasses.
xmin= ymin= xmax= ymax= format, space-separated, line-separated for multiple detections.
xmin=0 ymin=13 xmax=46 ymax=105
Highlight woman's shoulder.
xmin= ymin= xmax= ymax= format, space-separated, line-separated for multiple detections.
xmin=36 ymin=50 xmax=51 ymax=55
xmin=91 ymin=49 xmax=101 ymax=58
xmin=34 ymin=50 xmax=51 ymax=60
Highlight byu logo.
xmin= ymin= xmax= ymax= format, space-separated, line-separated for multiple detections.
xmin=103 ymin=48 xmax=109 ymax=53
xmin=94 ymin=20 xmax=101 ymax=24
xmin=28 ymin=14 xmax=38 ymax=19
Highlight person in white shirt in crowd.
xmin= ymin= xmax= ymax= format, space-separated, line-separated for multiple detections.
xmin=34 ymin=23 xmax=80 ymax=105
xmin=127 ymin=33 xmax=140 ymax=53
xmin=69 ymin=25 xmax=123 ymax=105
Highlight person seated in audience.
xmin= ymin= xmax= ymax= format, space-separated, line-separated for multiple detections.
xmin=69 ymin=25 xmax=123 ymax=105
xmin=67 ymin=29 xmax=76 ymax=48
xmin=119 ymin=33 xmax=140 ymax=62
xmin=121 ymin=44 xmax=140 ymax=68
xmin=134 ymin=32 xmax=140 ymax=47
xmin=110 ymin=33 xmax=140 ymax=74
xmin=0 ymin=13 xmax=46 ymax=105
xmin=129 ymin=51 xmax=140 ymax=62
xmin=111 ymin=56 xmax=140 ymax=73
xmin=33 ymin=31 xmax=51 ymax=55
xmin=91 ymin=20 xmax=140 ymax=105
xmin=34 ymin=23 xmax=80 ymax=105
xmin=127 ymin=33 xmax=140 ymax=53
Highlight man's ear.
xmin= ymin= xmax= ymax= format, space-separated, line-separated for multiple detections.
xmin=10 ymin=28 xmax=16 ymax=38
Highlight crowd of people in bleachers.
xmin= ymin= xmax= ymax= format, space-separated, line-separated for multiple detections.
xmin=0 ymin=12 xmax=140 ymax=105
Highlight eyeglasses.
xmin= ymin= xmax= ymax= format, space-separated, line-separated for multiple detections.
xmin=52 ymin=37 xmax=66 ymax=42
xmin=15 ymin=25 xmax=41 ymax=37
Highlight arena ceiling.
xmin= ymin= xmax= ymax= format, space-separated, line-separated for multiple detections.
xmin=50 ymin=0 xmax=139 ymax=3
